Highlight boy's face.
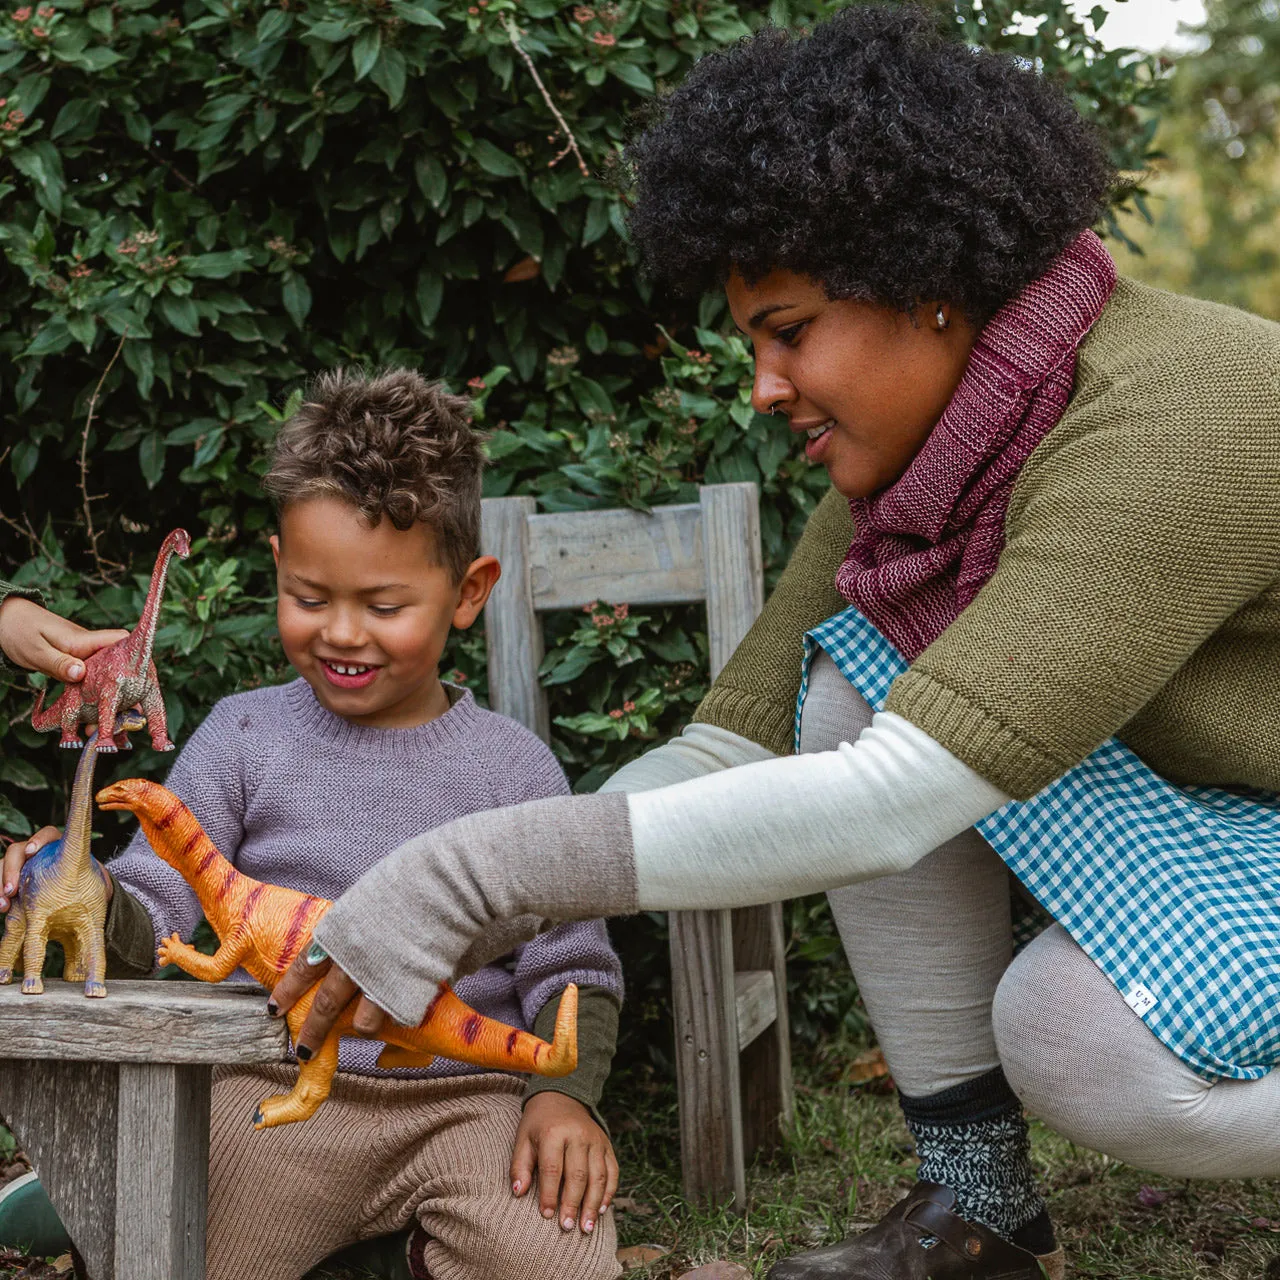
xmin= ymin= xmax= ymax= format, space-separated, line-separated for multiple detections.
xmin=270 ymin=495 xmax=498 ymax=729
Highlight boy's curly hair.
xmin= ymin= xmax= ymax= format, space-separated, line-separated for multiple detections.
xmin=264 ymin=368 xmax=484 ymax=581
xmin=625 ymin=4 xmax=1116 ymax=323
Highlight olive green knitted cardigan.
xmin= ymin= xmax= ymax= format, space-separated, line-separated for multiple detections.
xmin=695 ymin=279 xmax=1280 ymax=801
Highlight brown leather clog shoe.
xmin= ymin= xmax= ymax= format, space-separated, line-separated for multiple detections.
xmin=767 ymin=1183 xmax=1065 ymax=1280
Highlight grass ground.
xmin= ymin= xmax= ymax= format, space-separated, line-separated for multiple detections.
xmin=5 ymin=1033 xmax=1280 ymax=1278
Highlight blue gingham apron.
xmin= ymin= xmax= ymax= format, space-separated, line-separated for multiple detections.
xmin=797 ymin=605 xmax=1280 ymax=1081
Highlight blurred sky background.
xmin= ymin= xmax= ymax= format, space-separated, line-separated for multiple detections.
xmin=1076 ymin=0 xmax=1208 ymax=51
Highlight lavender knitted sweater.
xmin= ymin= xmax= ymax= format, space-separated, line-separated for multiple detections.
xmin=106 ymin=678 xmax=623 ymax=1078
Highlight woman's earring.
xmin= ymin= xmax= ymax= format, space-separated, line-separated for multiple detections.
xmin=936 ymin=305 xmax=949 ymax=331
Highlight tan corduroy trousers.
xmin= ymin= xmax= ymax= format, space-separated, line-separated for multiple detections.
xmin=208 ymin=1065 xmax=623 ymax=1280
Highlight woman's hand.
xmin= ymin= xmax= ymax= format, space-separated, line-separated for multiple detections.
xmin=266 ymin=947 xmax=386 ymax=1059
xmin=266 ymin=793 xmax=635 ymax=1035
xmin=510 ymin=1093 xmax=618 ymax=1234
xmin=0 ymin=827 xmax=74 ymax=913
xmin=0 ymin=596 xmax=128 ymax=682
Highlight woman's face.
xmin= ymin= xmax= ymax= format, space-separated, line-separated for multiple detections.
xmin=726 ymin=268 xmax=978 ymax=500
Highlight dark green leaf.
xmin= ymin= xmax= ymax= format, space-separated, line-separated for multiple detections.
xmin=609 ymin=61 xmax=654 ymax=93
xmin=282 ymin=272 xmax=312 ymax=327
xmin=159 ymin=295 xmax=201 ymax=336
xmin=371 ymin=48 xmax=407 ymax=106
xmin=138 ymin=431 xmax=166 ymax=488
xmin=471 ymin=139 xmax=523 ymax=178
xmin=184 ymin=251 xmax=250 ymax=279
xmin=416 ymin=269 xmax=443 ymax=326
xmin=11 ymin=438 xmax=39 ymax=486
xmin=0 ymin=758 xmax=48 ymax=791
xmin=258 ymin=9 xmax=293 ymax=41
xmin=352 ymin=26 xmax=382 ymax=79
xmin=51 ymin=98 xmax=100 ymax=141
xmin=415 ymin=154 xmax=448 ymax=207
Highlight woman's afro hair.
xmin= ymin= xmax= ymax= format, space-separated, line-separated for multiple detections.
xmin=625 ymin=4 xmax=1117 ymax=322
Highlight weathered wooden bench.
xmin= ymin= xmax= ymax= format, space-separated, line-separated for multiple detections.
xmin=0 ymin=979 xmax=288 ymax=1280
xmin=481 ymin=482 xmax=794 ymax=1208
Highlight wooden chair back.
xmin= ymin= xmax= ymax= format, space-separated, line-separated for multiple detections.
xmin=481 ymin=483 xmax=793 ymax=1207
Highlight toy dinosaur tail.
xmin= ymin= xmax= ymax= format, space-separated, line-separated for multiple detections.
xmin=378 ymin=981 xmax=579 ymax=1077
xmin=30 ymin=682 xmax=55 ymax=731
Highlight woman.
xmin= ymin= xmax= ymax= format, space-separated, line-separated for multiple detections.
xmin=273 ymin=8 xmax=1276 ymax=1278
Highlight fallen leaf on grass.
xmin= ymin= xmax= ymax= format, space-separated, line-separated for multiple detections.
xmin=846 ymin=1046 xmax=889 ymax=1084
xmin=617 ymin=1244 xmax=670 ymax=1269
xmin=613 ymin=1196 xmax=655 ymax=1216
xmin=677 ymin=1263 xmax=752 ymax=1279
xmin=1137 ymin=1185 xmax=1181 ymax=1208
xmin=50 ymin=1255 xmax=74 ymax=1276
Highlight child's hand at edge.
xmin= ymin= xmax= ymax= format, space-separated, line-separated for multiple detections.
xmin=0 ymin=827 xmax=102 ymax=914
xmin=0 ymin=596 xmax=128 ymax=682
xmin=510 ymin=1091 xmax=618 ymax=1235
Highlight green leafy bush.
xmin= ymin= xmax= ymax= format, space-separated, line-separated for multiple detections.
xmin=0 ymin=0 xmax=1165 ymax=1050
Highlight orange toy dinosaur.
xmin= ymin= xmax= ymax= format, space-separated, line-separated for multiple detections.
xmin=95 ymin=777 xmax=578 ymax=1129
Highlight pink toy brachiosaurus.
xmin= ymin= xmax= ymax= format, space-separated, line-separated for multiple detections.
xmin=31 ymin=528 xmax=191 ymax=752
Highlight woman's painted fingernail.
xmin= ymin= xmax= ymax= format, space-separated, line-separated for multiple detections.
xmin=67 ymin=662 xmax=83 ymax=680
xmin=511 ymin=1180 xmax=522 ymax=1195
xmin=296 ymin=1044 xmax=312 ymax=1062
xmin=584 ymin=1219 xmax=595 ymax=1233
xmin=266 ymin=1000 xmax=279 ymax=1017
xmin=25 ymin=842 xmax=36 ymax=854
xmin=542 ymin=1208 xmax=554 ymax=1220
xmin=562 ymin=1216 xmax=574 ymax=1231
xmin=304 ymin=941 xmax=328 ymax=966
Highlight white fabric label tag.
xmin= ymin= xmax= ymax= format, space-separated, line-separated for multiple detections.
xmin=1125 ymin=983 xmax=1158 ymax=1016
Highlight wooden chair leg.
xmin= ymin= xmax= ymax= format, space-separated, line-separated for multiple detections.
xmin=0 ymin=1060 xmax=120 ymax=1280
xmin=669 ymin=907 xmax=745 ymax=1208
xmin=114 ymin=1063 xmax=211 ymax=1280
xmin=733 ymin=903 xmax=794 ymax=1158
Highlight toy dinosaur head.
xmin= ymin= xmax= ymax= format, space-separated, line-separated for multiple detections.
xmin=114 ymin=709 xmax=148 ymax=735
xmin=95 ymin=777 xmax=163 ymax=814
xmin=84 ymin=709 xmax=149 ymax=751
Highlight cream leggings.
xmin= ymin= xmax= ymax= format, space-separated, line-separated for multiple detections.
xmin=802 ymin=648 xmax=1280 ymax=1178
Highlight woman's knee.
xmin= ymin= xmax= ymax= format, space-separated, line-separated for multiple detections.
xmin=993 ymin=927 xmax=1135 ymax=1136
xmin=992 ymin=926 xmax=1224 ymax=1172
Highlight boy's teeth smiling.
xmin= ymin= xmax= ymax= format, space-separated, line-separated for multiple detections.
xmin=320 ymin=659 xmax=380 ymax=689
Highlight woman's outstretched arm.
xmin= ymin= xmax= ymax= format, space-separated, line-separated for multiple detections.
xmin=270 ymin=711 xmax=1007 ymax=1053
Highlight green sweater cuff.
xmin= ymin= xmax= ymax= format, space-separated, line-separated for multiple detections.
xmin=692 ymin=686 xmax=792 ymax=759
xmin=885 ymin=669 xmax=1066 ymax=801
xmin=522 ymin=984 xmax=619 ymax=1131
xmin=103 ymin=873 xmax=158 ymax=979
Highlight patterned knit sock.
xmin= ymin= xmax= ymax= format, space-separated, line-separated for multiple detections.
xmin=900 ymin=1067 xmax=1055 ymax=1254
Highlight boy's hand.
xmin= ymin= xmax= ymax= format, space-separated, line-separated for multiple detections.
xmin=0 ymin=827 xmax=70 ymax=913
xmin=510 ymin=1092 xmax=617 ymax=1235
xmin=0 ymin=596 xmax=128 ymax=682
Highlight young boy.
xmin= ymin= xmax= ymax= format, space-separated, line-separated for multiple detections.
xmin=13 ymin=369 xmax=625 ymax=1280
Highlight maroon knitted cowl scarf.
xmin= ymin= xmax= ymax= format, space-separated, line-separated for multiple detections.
xmin=833 ymin=230 xmax=1118 ymax=661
